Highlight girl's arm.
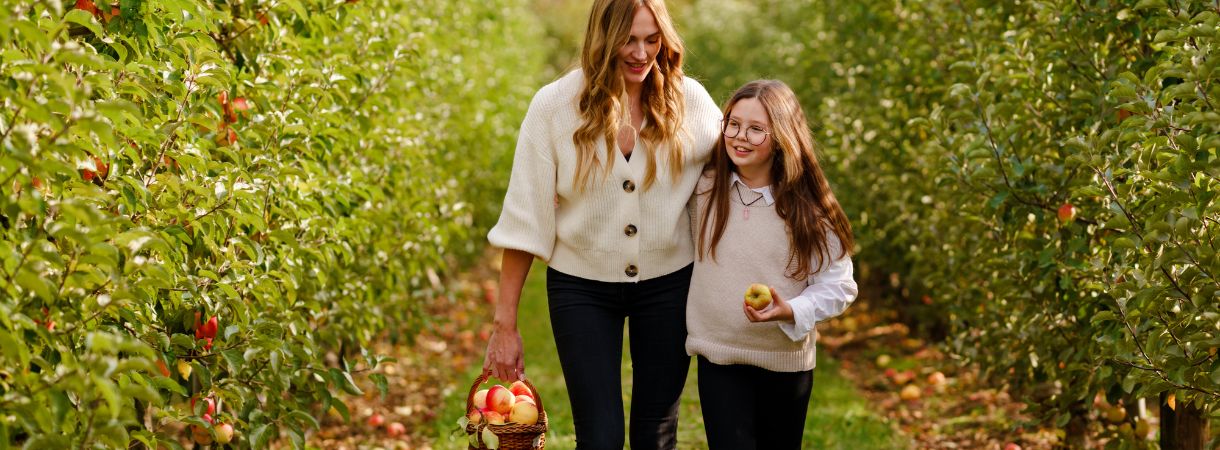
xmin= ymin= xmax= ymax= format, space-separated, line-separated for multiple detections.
xmin=774 ymin=251 xmax=858 ymax=341
xmin=745 ymin=234 xmax=859 ymax=341
xmin=485 ymin=248 xmax=534 ymax=382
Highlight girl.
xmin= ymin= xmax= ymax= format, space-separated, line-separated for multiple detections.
xmin=484 ymin=0 xmax=721 ymax=448
xmin=686 ymin=80 xmax=858 ymax=450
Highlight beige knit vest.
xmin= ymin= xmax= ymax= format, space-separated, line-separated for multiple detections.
xmin=685 ymin=176 xmax=817 ymax=372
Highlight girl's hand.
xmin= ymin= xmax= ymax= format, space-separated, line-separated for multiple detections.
xmin=744 ymin=287 xmax=795 ymax=323
xmin=484 ymin=326 xmax=525 ymax=382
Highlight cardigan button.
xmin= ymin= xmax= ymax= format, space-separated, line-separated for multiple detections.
xmin=622 ymin=180 xmax=635 ymax=193
xmin=624 ymin=224 xmax=637 ymax=237
xmin=625 ymin=265 xmax=638 ymax=277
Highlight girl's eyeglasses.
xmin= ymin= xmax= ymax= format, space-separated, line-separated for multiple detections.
xmin=721 ymin=118 xmax=771 ymax=146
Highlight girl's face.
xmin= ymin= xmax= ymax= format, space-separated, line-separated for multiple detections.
xmin=618 ymin=6 xmax=661 ymax=89
xmin=724 ymin=97 xmax=775 ymax=175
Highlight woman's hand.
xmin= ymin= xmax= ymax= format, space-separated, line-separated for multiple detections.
xmin=744 ymin=286 xmax=795 ymax=323
xmin=485 ymin=326 xmax=525 ymax=382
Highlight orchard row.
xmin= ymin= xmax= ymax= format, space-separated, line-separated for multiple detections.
xmin=683 ymin=0 xmax=1218 ymax=446
xmin=0 ymin=0 xmax=545 ymax=448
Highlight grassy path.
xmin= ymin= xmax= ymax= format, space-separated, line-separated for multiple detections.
xmin=432 ymin=262 xmax=911 ymax=449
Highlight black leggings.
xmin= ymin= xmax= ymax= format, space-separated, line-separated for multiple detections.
xmin=696 ymin=356 xmax=814 ymax=450
xmin=546 ymin=265 xmax=693 ymax=450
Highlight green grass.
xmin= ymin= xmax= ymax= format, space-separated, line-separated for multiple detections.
xmin=432 ymin=262 xmax=911 ymax=449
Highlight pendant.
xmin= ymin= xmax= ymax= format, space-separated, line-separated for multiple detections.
xmin=743 ymin=207 xmax=749 ymax=221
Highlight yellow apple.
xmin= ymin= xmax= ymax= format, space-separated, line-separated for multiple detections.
xmin=473 ymin=389 xmax=489 ymax=410
xmin=509 ymin=401 xmax=539 ymax=425
xmin=744 ymin=283 xmax=772 ymax=310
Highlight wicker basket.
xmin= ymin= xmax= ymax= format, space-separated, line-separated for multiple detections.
xmin=464 ymin=369 xmax=547 ymax=450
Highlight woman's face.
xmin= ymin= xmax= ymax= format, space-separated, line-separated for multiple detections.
xmin=724 ymin=97 xmax=775 ymax=175
xmin=618 ymin=6 xmax=662 ymax=89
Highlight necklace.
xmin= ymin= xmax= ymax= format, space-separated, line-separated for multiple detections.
xmin=733 ymin=182 xmax=765 ymax=220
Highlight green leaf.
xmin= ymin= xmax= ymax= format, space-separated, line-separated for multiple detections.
xmin=329 ymin=368 xmax=363 ymax=396
xmin=64 ymin=10 xmax=103 ymax=37
xmin=370 ymin=373 xmax=389 ymax=401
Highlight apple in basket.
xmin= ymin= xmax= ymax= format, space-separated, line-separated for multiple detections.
xmin=473 ymin=389 xmax=489 ymax=410
xmin=487 ymin=385 xmax=515 ymax=414
xmin=509 ymin=401 xmax=539 ymax=425
xmin=509 ymin=380 xmax=534 ymax=403
xmin=484 ymin=410 xmax=507 ymax=425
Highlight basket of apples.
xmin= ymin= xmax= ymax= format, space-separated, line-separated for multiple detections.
xmin=461 ymin=369 xmax=546 ymax=449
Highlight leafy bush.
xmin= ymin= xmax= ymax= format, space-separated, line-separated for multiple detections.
xmin=684 ymin=0 xmax=1218 ymax=442
xmin=0 ymin=0 xmax=543 ymax=447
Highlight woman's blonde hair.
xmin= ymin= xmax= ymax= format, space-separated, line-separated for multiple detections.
xmin=698 ymin=80 xmax=855 ymax=280
xmin=574 ymin=0 xmax=686 ymax=191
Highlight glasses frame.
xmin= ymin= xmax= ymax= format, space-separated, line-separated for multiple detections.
xmin=720 ymin=117 xmax=771 ymax=146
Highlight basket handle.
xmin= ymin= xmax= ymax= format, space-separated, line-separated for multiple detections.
xmin=465 ymin=368 xmax=545 ymax=415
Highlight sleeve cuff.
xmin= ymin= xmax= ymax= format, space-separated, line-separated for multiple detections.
xmin=777 ymin=295 xmax=816 ymax=341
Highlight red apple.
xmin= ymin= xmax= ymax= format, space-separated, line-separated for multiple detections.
xmin=743 ymin=283 xmax=772 ymax=310
xmin=509 ymin=401 xmax=539 ymax=425
xmin=509 ymin=381 xmax=533 ymax=402
xmin=487 ymin=385 xmax=514 ymax=414
xmin=927 ymin=371 xmax=946 ymax=386
xmin=202 ymin=316 xmax=219 ymax=338
xmin=93 ymin=157 xmax=108 ymax=179
xmin=75 ymin=0 xmax=99 ymax=16
xmin=214 ymin=423 xmax=234 ymax=444
xmin=367 ymin=413 xmax=384 ymax=427
xmin=234 ymin=97 xmax=250 ymax=112
xmin=1004 ymin=444 xmax=1022 ymax=450
xmin=386 ymin=422 xmax=405 ymax=437
xmin=1057 ymin=203 xmax=1077 ymax=223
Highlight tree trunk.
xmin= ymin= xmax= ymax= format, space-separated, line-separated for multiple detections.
xmin=1063 ymin=401 xmax=1090 ymax=449
xmin=1161 ymin=392 xmax=1211 ymax=450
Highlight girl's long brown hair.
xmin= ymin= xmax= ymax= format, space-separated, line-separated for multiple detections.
xmin=697 ymin=80 xmax=855 ymax=280
xmin=574 ymin=0 xmax=686 ymax=191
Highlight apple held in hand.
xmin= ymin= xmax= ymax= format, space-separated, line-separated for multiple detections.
xmin=744 ymin=283 xmax=772 ymax=310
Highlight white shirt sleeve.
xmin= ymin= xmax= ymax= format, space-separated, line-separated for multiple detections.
xmin=778 ymin=235 xmax=858 ymax=341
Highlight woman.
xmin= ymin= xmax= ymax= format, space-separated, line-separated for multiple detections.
xmin=484 ymin=0 xmax=720 ymax=448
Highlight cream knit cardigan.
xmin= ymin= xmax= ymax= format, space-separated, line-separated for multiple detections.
xmin=488 ymin=70 xmax=722 ymax=282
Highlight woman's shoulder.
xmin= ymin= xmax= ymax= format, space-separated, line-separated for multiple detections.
xmin=680 ymin=75 xmax=714 ymax=101
xmin=529 ymin=70 xmax=583 ymax=113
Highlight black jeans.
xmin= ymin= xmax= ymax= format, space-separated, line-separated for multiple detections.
xmin=696 ymin=356 xmax=814 ymax=450
xmin=546 ymin=264 xmax=693 ymax=450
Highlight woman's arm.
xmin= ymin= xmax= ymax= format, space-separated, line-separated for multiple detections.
xmin=485 ymin=248 xmax=534 ymax=382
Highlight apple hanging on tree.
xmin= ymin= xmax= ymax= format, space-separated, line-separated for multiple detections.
xmin=1057 ymin=203 xmax=1077 ymax=223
